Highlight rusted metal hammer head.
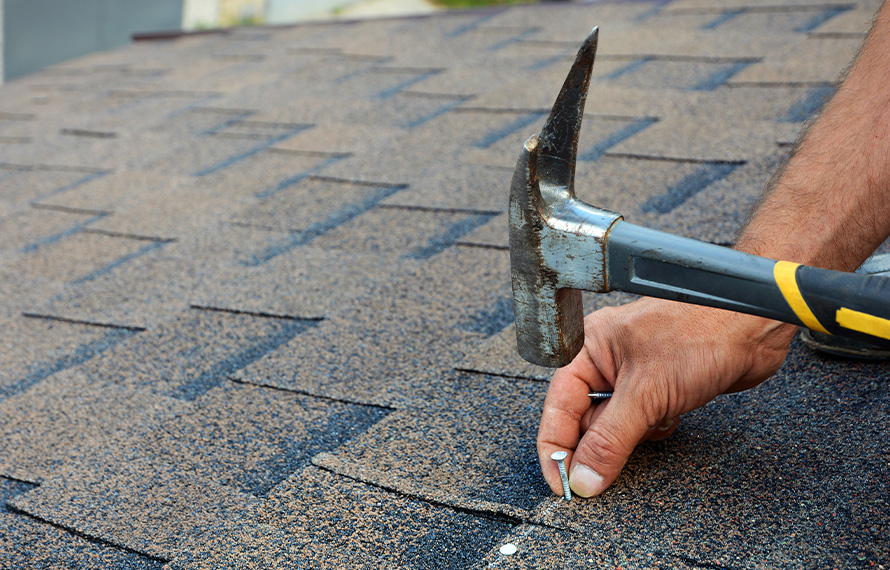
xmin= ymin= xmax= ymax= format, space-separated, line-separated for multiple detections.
xmin=509 ymin=27 xmax=623 ymax=367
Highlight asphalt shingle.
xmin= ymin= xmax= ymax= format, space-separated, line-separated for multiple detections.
xmin=0 ymin=477 xmax=165 ymax=570
xmin=1 ymin=0 xmax=887 ymax=566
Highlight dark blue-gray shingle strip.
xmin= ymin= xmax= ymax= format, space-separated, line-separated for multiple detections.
xmin=18 ymin=206 xmax=110 ymax=254
xmin=70 ymin=231 xmax=175 ymax=285
xmin=167 ymin=307 xmax=323 ymax=401
xmin=456 ymin=241 xmax=508 ymax=252
xmin=488 ymin=27 xmax=541 ymax=52
xmin=601 ymin=55 xmax=759 ymax=91
xmin=237 ymin=400 xmax=391 ymax=496
xmin=399 ymin=92 xmax=474 ymax=129
xmin=404 ymin=212 xmax=497 ymax=260
xmin=367 ymin=67 xmax=445 ymax=99
xmin=445 ymin=9 xmax=501 ymax=38
xmin=45 ymin=171 xmax=110 ymax=201
xmin=254 ymin=149 xmax=352 ymax=199
xmin=730 ymin=80 xmax=843 ymax=88
xmin=700 ymin=8 xmax=746 ymax=30
xmin=375 ymin=205 xmax=507 ymax=252
xmin=242 ymin=177 xmax=408 ymax=266
xmin=3 ymin=314 xmax=143 ymax=401
xmin=452 ymin=108 xmax=547 ymax=149
xmin=456 ymin=106 xmax=659 ymax=159
xmin=633 ymin=0 xmax=672 ymax=22
xmin=163 ymin=104 xmax=252 ymax=126
xmin=692 ymin=61 xmax=755 ymax=91
xmin=460 ymin=295 xmax=514 ymax=337
xmin=0 ymin=164 xmax=109 ymax=202
xmin=334 ymin=54 xmax=395 ymax=83
xmin=317 ymin=466 xmax=522 ymax=569
xmin=1 ymin=476 xmax=166 ymax=569
xmin=197 ymin=111 xmax=255 ymax=136
xmin=193 ymin=124 xmax=312 ymax=177
xmin=669 ymin=3 xmax=855 ymax=16
xmin=696 ymin=4 xmax=853 ymax=32
xmin=580 ymin=117 xmax=658 ymax=162
xmin=640 ymin=161 xmax=744 ymax=214
xmin=600 ymin=54 xmax=761 ymax=65
xmin=780 ymin=84 xmax=836 ymax=123
xmin=108 ymin=91 xmax=223 ymax=121
xmin=807 ymin=31 xmax=868 ymax=40
xmin=525 ymin=52 xmax=576 ymax=71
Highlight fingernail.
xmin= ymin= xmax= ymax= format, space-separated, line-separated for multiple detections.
xmin=569 ymin=464 xmax=605 ymax=498
xmin=657 ymin=417 xmax=675 ymax=431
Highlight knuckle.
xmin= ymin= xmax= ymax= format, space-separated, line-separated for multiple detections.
xmin=577 ymin=423 xmax=628 ymax=469
xmin=541 ymin=400 xmax=584 ymax=425
xmin=624 ymin=380 xmax=668 ymax=428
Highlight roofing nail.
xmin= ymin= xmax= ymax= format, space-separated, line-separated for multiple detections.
xmin=551 ymin=450 xmax=571 ymax=501
xmin=499 ymin=543 xmax=517 ymax=556
xmin=588 ymin=391 xmax=613 ymax=399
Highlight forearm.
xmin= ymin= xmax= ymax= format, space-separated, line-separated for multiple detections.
xmin=737 ymin=1 xmax=890 ymax=270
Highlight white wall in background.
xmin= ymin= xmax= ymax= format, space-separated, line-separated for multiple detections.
xmin=182 ymin=0 xmax=219 ymax=29
xmin=266 ymin=0 xmax=360 ymax=23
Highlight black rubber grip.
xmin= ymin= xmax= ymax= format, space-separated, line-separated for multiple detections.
xmin=796 ymin=265 xmax=890 ymax=349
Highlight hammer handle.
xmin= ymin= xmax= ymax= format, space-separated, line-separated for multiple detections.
xmin=606 ymin=221 xmax=890 ymax=349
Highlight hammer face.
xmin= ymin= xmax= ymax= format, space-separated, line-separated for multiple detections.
xmin=509 ymin=136 xmax=619 ymax=367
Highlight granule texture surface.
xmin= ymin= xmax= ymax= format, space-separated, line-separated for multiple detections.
xmin=0 ymin=0 xmax=887 ymax=568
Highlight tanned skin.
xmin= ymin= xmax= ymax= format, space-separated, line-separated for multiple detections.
xmin=538 ymin=1 xmax=890 ymax=498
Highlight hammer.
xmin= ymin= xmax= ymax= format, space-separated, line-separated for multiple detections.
xmin=510 ymin=28 xmax=890 ymax=368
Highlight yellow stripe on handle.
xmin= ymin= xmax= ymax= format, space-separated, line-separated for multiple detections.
xmin=836 ymin=307 xmax=890 ymax=340
xmin=773 ymin=261 xmax=830 ymax=334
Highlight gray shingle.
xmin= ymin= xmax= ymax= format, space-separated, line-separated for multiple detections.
xmin=1 ymin=0 xmax=887 ymax=566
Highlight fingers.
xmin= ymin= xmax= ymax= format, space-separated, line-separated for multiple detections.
xmin=536 ymin=299 xmax=796 ymax=500
xmin=642 ymin=416 xmax=680 ymax=442
xmin=568 ymin=391 xmax=652 ymax=498
xmin=537 ymin=362 xmax=609 ymax=496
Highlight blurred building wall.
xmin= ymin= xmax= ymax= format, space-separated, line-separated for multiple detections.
xmin=3 ymin=0 xmax=183 ymax=81
xmin=266 ymin=0 xmax=353 ymax=23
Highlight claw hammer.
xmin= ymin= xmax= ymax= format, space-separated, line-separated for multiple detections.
xmin=510 ymin=27 xmax=890 ymax=368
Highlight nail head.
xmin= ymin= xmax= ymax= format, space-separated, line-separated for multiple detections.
xmin=500 ymin=544 xmax=517 ymax=556
xmin=551 ymin=450 xmax=568 ymax=461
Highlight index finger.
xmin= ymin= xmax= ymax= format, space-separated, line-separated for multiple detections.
xmin=536 ymin=358 xmax=610 ymax=495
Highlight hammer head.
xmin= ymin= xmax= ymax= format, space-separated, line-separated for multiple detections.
xmin=509 ymin=27 xmax=622 ymax=368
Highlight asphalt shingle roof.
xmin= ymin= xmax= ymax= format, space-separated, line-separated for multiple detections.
xmin=1 ymin=0 xmax=888 ymax=568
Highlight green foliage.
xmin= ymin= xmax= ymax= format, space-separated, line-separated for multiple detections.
xmin=236 ymin=15 xmax=262 ymax=26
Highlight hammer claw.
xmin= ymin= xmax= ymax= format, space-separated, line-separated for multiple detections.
xmin=537 ymin=27 xmax=598 ymax=198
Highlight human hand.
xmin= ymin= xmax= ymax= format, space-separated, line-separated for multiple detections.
xmin=537 ymin=297 xmax=798 ymax=498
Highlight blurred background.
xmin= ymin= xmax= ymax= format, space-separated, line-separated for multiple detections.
xmin=2 ymin=0 xmax=535 ymax=83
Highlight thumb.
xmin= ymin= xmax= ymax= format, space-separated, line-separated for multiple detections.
xmin=569 ymin=394 xmax=651 ymax=498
